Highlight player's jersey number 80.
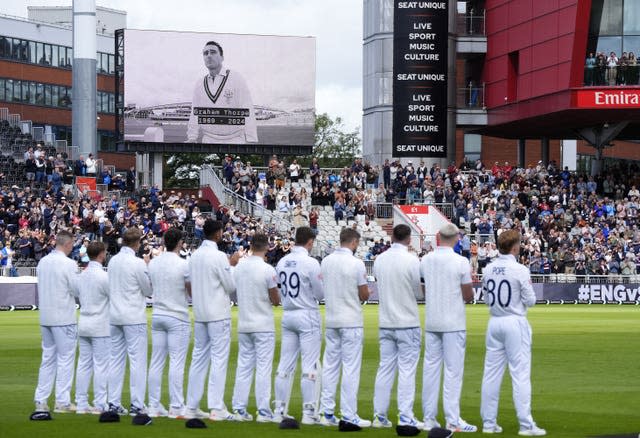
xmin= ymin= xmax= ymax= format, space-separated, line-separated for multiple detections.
xmin=483 ymin=279 xmax=512 ymax=307
xmin=279 ymin=272 xmax=300 ymax=298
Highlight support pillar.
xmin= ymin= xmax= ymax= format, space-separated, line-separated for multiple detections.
xmin=517 ymin=138 xmax=525 ymax=168
xmin=541 ymin=136 xmax=549 ymax=166
xmin=446 ymin=0 xmax=457 ymax=166
xmin=152 ymin=153 xmax=164 ymax=190
xmin=136 ymin=153 xmax=150 ymax=188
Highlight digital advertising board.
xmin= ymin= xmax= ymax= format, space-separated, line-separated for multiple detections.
xmin=123 ymin=29 xmax=316 ymax=148
xmin=392 ymin=1 xmax=448 ymax=158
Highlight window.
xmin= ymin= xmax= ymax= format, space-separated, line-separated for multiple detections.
xmin=463 ymin=133 xmax=482 ymax=162
xmin=28 ymin=82 xmax=36 ymax=105
xmin=41 ymin=44 xmax=51 ymax=65
xmin=0 ymin=37 xmax=9 ymax=58
xmin=44 ymin=84 xmax=52 ymax=106
xmin=35 ymin=83 xmax=44 ymax=104
xmin=28 ymin=41 xmax=36 ymax=64
xmin=51 ymin=45 xmax=59 ymax=67
xmin=0 ymin=78 xmax=4 ymax=101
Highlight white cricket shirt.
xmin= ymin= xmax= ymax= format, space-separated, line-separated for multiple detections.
xmin=149 ymin=251 xmax=190 ymax=322
xmin=107 ymin=246 xmax=153 ymax=326
xmin=37 ymin=249 xmax=79 ymax=326
xmin=276 ymin=246 xmax=323 ymax=311
xmin=234 ymin=255 xmax=278 ymax=333
xmin=321 ymin=247 xmax=368 ymax=328
xmin=373 ymin=243 xmax=421 ymax=329
xmin=189 ymin=240 xmax=235 ymax=322
xmin=75 ymin=261 xmax=110 ymax=337
xmin=482 ymin=254 xmax=536 ymax=317
xmin=421 ymin=246 xmax=472 ymax=332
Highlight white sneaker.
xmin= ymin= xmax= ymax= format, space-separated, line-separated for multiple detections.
xmin=483 ymin=424 xmax=503 ymax=433
xmin=54 ymin=403 xmax=76 ymax=413
xmin=76 ymin=405 xmax=102 ymax=415
xmin=148 ymin=403 xmax=168 ymax=417
xmin=108 ymin=403 xmax=128 ymax=415
xmin=372 ymin=414 xmax=393 ymax=428
xmin=301 ymin=413 xmax=319 ymax=425
xmin=256 ymin=408 xmax=279 ymax=423
xmin=399 ymin=414 xmax=424 ymax=429
xmin=447 ymin=418 xmax=478 ymax=433
xmin=34 ymin=401 xmax=49 ymax=412
xmin=423 ymin=418 xmax=441 ymax=431
xmin=341 ymin=415 xmax=372 ymax=428
xmin=209 ymin=408 xmax=234 ymax=421
xmin=168 ymin=406 xmax=185 ymax=419
xmin=301 ymin=403 xmax=318 ymax=425
xmin=232 ymin=409 xmax=253 ymax=421
xmin=318 ymin=412 xmax=339 ymax=426
xmin=184 ymin=407 xmax=208 ymax=419
xmin=519 ymin=425 xmax=546 ymax=436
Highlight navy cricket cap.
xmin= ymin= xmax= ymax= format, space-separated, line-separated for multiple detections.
xmin=132 ymin=413 xmax=152 ymax=425
xmin=29 ymin=411 xmax=52 ymax=421
xmin=279 ymin=417 xmax=300 ymax=429
xmin=396 ymin=425 xmax=421 ymax=436
xmin=428 ymin=427 xmax=453 ymax=438
xmin=338 ymin=419 xmax=362 ymax=432
xmin=99 ymin=411 xmax=120 ymax=423
xmin=185 ymin=418 xmax=207 ymax=429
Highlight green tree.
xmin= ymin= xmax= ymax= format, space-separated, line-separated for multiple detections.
xmin=163 ymin=153 xmax=218 ymax=188
xmin=308 ymin=113 xmax=361 ymax=168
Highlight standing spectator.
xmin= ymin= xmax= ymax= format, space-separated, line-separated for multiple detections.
xmin=185 ymin=220 xmax=240 ymax=420
xmin=74 ymin=155 xmax=86 ymax=177
xmin=106 ymin=227 xmax=153 ymax=415
xmin=73 ymin=241 xmax=110 ymax=414
xmin=126 ymin=166 xmax=136 ymax=192
xmin=289 ymin=159 xmax=301 ymax=183
xmin=420 ymin=224 xmax=476 ymax=432
xmin=147 ymin=228 xmax=192 ymax=418
xmin=372 ymin=224 xmax=423 ymax=429
xmin=25 ymin=153 xmax=37 ymax=185
xmin=85 ymin=153 xmax=97 ymax=176
xmin=33 ymin=230 xmax=78 ymax=414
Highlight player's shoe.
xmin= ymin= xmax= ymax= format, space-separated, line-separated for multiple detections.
xmin=483 ymin=423 xmax=503 ymax=434
xmin=518 ymin=425 xmax=546 ymax=436
xmin=76 ymin=404 xmax=102 ymax=415
xmin=129 ymin=404 xmax=145 ymax=417
xmin=209 ymin=407 xmax=234 ymax=421
xmin=183 ymin=407 xmax=208 ymax=419
xmin=318 ymin=412 xmax=340 ymax=426
xmin=34 ymin=401 xmax=49 ymax=412
xmin=399 ymin=414 xmax=424 ymax=429
xmin=447 ymin=418 xmax=478 ymax=433
xmin=341 ymin=415 xmax=372 ymax=428
xmin=372 ymin=414 xmax=393 ymax=428
xmin=423 ymin=418 xmax=441 ymax=431
xmin=53 ymin=403 xmax=76 ymax=413
xmin=108 ymin=403 xmax=128 ymax=415
xmin=148 ymin=403 xmax=168 ymax=417
xmin=231 ymin=409 xmax=253 ymax=421
xmin=256 ymin=408 xmax=280 ymax=423
xmin=301 ymin=403 xmax=319 ymax=425
xmin=168 ymin=406 xmax=185 ymax=419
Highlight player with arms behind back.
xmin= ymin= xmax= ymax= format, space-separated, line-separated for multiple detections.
xmin=480 ymin=229 xmax=546 ymax=436
xmin=273 ymin=227 xmax=324 ymax=425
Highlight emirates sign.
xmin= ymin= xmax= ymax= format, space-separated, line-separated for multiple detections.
xmin=574 ymin=88 xmax=640 ymax=108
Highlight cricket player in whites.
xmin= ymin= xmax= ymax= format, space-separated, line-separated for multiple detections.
xmin=273 ymin=226 xmax=324 ymax=424
xmin=480 ymin=229 xmax=546 ymax=436
xmin=420 ymin=223 xmax=476 ymax=432
xmin=372 ymin=224 xmax=423 ymax=429
xmin=74 ymin=241 xmax=110 ymax=414
xmin=231 ymin=234 xmax=281 ymax=422
xmin=147 ymin=228 xmax=191 ymax=418
xmin=318 ymin=228 xmax=371 ymax=428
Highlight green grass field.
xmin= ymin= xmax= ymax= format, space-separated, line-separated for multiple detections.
xmin=0 ymin=306 xmax=639 ymax=437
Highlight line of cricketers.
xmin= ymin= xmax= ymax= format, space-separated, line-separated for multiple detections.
xmin=33 ymin=220 xmax=545 ymax=435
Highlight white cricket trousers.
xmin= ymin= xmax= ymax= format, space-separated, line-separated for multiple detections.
xmin=320 ymin=327 xmax=364 ymax=419
xmin=422 ymin=330 xmax=466 ymax=425
xmin=232 ymin=332 xmax=275 ymax=412
xmin=148 ymin=315 xmax=191 ymax=409
xmin=274 ymin=309 xmax=322 ymax=411
xmin=75 ymin=336 xmax=110 ymax=409
xmin=186 ymin=319 xmax=231 ymax=411
xmin=481 ymin=315 xmax=535 ymax=429
xmin=34 ymin=324 xmax=77 ymax=405
xmin=108 ymin=324 xmax=148 ymax=409
xmin=373 ymin=327 xmax=421 ymax=418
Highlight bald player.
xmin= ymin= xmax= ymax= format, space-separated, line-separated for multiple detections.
xmin=480 ymin=229 xmax=546 ymax=436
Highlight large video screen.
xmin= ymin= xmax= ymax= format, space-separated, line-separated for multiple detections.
xmin=123 ymin=29 xmax=316 ymax=146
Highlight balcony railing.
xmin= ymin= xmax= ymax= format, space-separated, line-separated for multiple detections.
xmin=457 ymin=84 xmax=485 ymax=109
xmin=584 ymin=65 xmax=640 ymax=86
xmin=456 ymin=12 xmax=486 ymax=36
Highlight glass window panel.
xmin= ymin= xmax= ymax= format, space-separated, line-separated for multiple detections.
xmin=623 ymin=36 xmax=640 ymax=54
xmin=28 ymin=82 xmax=36 ymax=104
xmin=464 ymin=134 xmax=482 ymax=154
xmin=11 ymin=39 xmax=20 ymax=59
xmin=59 ymin=87 xmax=71 ymax=107
xmin=44 ymin=84 xmax=52 ymax=106
xmin=28 ymin=41 xmax=36 ymax=63
xmin=0 ymin=78 xmax=4 ymax=101
xmin=96 ymin=92 xmax=102 ymax=112
xmin=67 ymin=47 xmax=72 ymax=67
xmin=51 ymin=45 xmax=59 ymax=67
xmin=103 ymin=92 xmax=109 ymax=113
xmin=623 ymin=0 xmax=640 ymax=34
xmin=108 ymin=54 xmax=114 ymax=74
xmin=5 ymin=79 xmax=12 ymax=101
xmin=0 ymin=36 xmax=10 ymax=58
xmin=590 ymin=0 xmax=623 ymax=36
xmin=35 ymin=83 xmax=44 ymax=105
xmin=597 ymin=36 xmax=623 ymax=56
xmin=52 ymin=85 xmax=60 ymax=107
xmin=13 ymin=80 xmax=22 ymax=102
xmin=108 ymin=93 xmax=114 ymax=113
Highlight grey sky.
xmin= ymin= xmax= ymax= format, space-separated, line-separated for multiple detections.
xmin=3 ymin=0 xmax=363 ymax=131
